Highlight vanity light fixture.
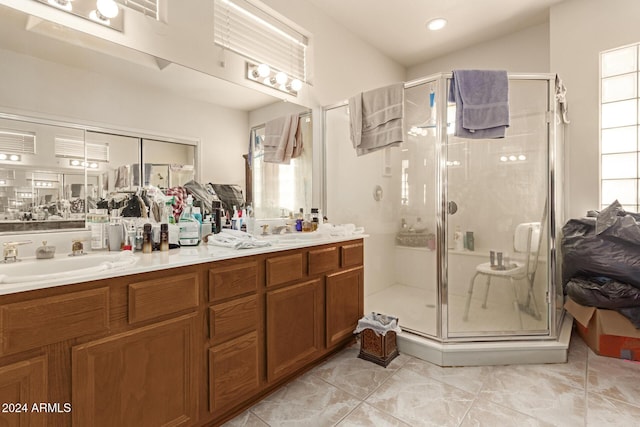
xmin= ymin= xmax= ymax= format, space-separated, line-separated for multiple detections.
xmin=427 ymin=18 xmax=447 ymax=31
xmin=0 ymin=153 xmax=21 ymax=162
xmin=500 ymin=154 xmax=527 ymax=162
xmin=36 ymin=0 xmax=124 ymax=32
xmin=246 ymin=62 xmax=301 ymax=96
xmin=69 ymin=159 xmax=99 ymax=168
xmin=48 ymin=0 xmax=73 ymax=12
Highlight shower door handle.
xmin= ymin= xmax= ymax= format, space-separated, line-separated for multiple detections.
xmin=448 ymin=201 xmax=458 ymax=215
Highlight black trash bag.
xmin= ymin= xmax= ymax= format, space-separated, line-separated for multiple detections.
xmin=565 ymin=276 xmax=640 ymax=308
xmin=562 ymin=201 xmax=640 ymax=290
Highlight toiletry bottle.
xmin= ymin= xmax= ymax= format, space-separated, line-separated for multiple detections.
xmin=143 ymin=223 xmax=153 ymax=254
xmin=89 ymin=209 xmax=109 ymax=250
xmin=135 ymin=228 xmax=144 ymax=252
xmin=160 ymin=223 xmax=169 ymax=252
xmin=231 ymin=205 xmax=239 ymax=230
xmin=454 ymin=226 xmax=464 ymax=251
xmin=311 ymin=208 xmax=319 ymax=231
xmin=296 ymin=208 xmax=304 ymax=232
xmin=124 ymin=223 xmax=136 ymax=252
xmin=178 ymin=195 xmax=200 ymax=246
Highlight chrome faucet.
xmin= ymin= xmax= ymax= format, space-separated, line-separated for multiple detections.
xmin=2 ymin=241 xmax=32 ymax=263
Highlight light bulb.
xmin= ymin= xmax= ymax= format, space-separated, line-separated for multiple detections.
xmin=0 ymin=154 xmax=6 ymax=160
xmin=275 ymin=71 xmax=288 ymax=85
xmin=290 ymin=79 xmax=303 ymax=91
xmin=256 ymin=64 xmax=270 ymax=78
xmin=500 ymin=156 xmax=508 ymax=162
xmin=96 ymin=0 xmax=119 ymax=19
xmin=427 ymin=18 xmax=447 ymax=31
xmin=509 ymin=155 xmax=517 ymax=161
xmin=518 ymin=154 xmax=527 ymax=161
xmin=89 ymin=10 xmax=110 ymax=24
xmin=48 ymin=0 xmax=72 ymax=12
xmin=9 ymin=154 xmax=20 ymax=161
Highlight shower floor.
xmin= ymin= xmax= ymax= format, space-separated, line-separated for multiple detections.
xmin=365 ymin=283 xmax=548 ymax=337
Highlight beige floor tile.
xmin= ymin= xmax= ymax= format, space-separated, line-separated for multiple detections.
xmin=402 ymin=357 xmax=495 ymax=395
xmin=336 ymin=402 xmax=411 ymax=426
xmin=587 ymin=350 xmax=640 ymax=405
xmin=312 ymin=345 xmax=409 ymax=399
xmin=365 ymin=367 xmax=475 ymax=427
xmin=460 ymin=397 xmax=555 ymax=427
xmin=479 ymin=364 xmax=586 ymax=426
xmin=587 ymin=392 xmax=640 ymax=426
xmin=221 ymin=411 xmax=269 ymax=427
xmin=249 ymin=372 xmax=361 ymax=427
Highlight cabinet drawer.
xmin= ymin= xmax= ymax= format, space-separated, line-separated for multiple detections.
xmin=0 ymin=288 xmax=109 ymax=355
xmin=128 ymin=272 xmax=199 ymax=324
xmin=209 ymin=295 xmax=258 ymax=343
xmin=209 ymin=332 xmax=260 ymax=413
xmin=341 ymin=242 xmax=363 ymax=268
xmin=308 ymin=246 xmax=339 ymax=275
xmin=209 ymin=261 xmax=258 ymax=302
xmin=266 ymin=253 xmax=304 ymax=287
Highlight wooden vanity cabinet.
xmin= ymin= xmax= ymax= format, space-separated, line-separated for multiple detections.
xmin=207 ymin=259 xmax=262 ymax=417
xmin=0 ymin=238 xmax=364 ymax=427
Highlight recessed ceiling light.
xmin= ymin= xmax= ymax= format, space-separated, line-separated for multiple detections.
xmin=427 ymin=18 xmax=447 ymax=31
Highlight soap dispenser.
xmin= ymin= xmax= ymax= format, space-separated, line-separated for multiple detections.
xmin=36 ymin=241 xmax=56 ymax=259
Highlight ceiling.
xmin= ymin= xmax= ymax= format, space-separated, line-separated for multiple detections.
xmin=306 ymin=0 xmax=566 ymax=67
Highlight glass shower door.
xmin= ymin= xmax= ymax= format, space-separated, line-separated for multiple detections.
xmin=444 ymin=77 xmax=551 ymax=337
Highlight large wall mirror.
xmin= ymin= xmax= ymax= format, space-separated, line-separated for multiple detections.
xmin=0 ymin=2 xmax=317 ymax=235
xmin=0 ymin=113 xmax=198 ymax=233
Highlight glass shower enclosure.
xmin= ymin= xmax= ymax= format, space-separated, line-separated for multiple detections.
xmin=324 ymin=73 xmax=566 ymax=364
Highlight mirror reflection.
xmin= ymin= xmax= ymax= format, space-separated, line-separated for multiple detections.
xmin=0 ymin=114 xmax=198 ymax=233
xmin=0 ymin=2 xmax=315 ymax=235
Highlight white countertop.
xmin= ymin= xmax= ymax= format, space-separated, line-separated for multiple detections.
xmin=0 ymin=234 xmax=366 ymax=296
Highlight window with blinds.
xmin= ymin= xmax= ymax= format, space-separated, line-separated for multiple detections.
xmin=214 ymin=0 xmax=308 ymax=82
xmin=600 ymin=43 xmax=640 ymax=211
xmin=117 ymin=0 xmax=159 ymax=20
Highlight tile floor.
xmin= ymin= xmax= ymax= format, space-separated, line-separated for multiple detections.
xmin=223 ymin=330 xmax=640 ymax=426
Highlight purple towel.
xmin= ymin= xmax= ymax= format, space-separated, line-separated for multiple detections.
xmin=449 ymin=70 xmax=509 ymax=139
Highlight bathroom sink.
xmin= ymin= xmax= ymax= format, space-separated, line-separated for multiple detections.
xmin=0 ymin=251 xmax=138 ymax=284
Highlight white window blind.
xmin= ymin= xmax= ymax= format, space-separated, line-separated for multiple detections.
xmin=55 ymin=138 xmax=110 ymax=162
xmin=0 ymin=129 xmax=36 ymax=154
xmin=600 ymin=43 xmax=640 ymax=211
xmin=214 ymin=0 xmax=308 ymax=82
xmin=116 ymin=0 xmax=159 ymax=20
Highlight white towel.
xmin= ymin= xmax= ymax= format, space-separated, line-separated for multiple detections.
xmin=263 ymin=114 xmax=303 ymax=164
xmin=205 ymin=229 xmax=272 ymax=249
xmin=349 ymin=83 xmax=404 ymax=156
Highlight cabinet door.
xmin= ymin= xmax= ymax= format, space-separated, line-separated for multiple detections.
xmin=209 ymin=332 xmax=259 ymax=414
xmin=326 ymin=267 xmax=363 ymax=348
xmin=266 ymin=279 xmax=322 ymax=382
xmin=0 ymin=356 xmax=47 ymax=427
xmin=72 ymin=314 xmax=198 ymax=427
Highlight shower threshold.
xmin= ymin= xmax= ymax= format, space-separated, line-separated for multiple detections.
xmin=396 ymin=314 xmax=573 ymax=367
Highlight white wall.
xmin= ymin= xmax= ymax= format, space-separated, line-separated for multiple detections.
xmin=408 ymin=22 xmax=550 ymax=80
xmin=550 ymin=0 xmax=640 ymax=219
xmin=261 ymin=0 xmax=406 ymax=106
xmin=0 ymin=47 xmax=248 ymax=187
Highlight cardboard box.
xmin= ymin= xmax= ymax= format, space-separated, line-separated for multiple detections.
xmin=565 ymin=298 xmax=640 ymax=361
